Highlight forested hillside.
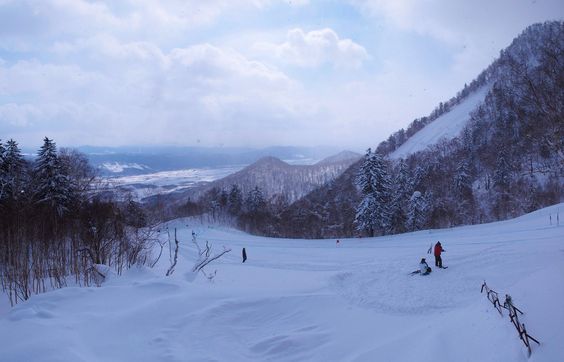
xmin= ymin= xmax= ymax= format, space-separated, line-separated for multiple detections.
xmin=0 ymin=138 xmax=154 ymax=305
xmin=241 ymin=21 xmax=563 ymax=238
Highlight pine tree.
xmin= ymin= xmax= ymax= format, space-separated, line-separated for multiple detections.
xmin=493 ymin=149 xmax=511 ymax=191
xmin=453 ymin=160 xmax=475 ymax=224
xmin=406 ymin=191 xmax=428 ymax=231
xmin=0 ymin=140 xmax=6 ymax=202
xmin=245 ymin=186 xmax=266 ymax=214
xmin=389 ymin=159 xmax=411 ymax=234
xmin=454 ymin=160 xmax=474 ymax=203
xmin=33 ymin=137 xmax=72 ymax=216
xmin=355 ymin=194 xmax=377 ymax=236
xmin=354 ymin=149 xmax=392 ymax=236
xmin=3 ymin=139 xmax=27 ymax=202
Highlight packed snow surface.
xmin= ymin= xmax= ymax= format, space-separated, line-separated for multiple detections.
xmin=391 ymin=86 xmax=490 ymax=159
xmin=1 ymin=204 xmax=563 ymax=362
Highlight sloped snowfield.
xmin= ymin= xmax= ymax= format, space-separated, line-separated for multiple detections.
xmin=1 ymin=204 xmax=563 ymax=362
xmin=390 ymin=85 xmax=491 ymax=160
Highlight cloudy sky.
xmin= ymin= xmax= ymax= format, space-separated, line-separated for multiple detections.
xmin=1 ymin=0 xmax=562 ymax=150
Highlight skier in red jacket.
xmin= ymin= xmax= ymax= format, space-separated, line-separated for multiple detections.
xmin=434 ymin=241 xmax=445 ymax=268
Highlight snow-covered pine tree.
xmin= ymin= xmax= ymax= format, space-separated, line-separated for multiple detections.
xmin=1 ymin=139 xmax=27 ymax=204
xmin=411 ymin=165 xmax=427 ymax=192
xmin=245 ymin=186 xmax=266 ymax=214
xmin=454 ymin=160 xmax=472 ymax=197
xmin=452 ymin=160 xmax=476 ymax=224
xmin=355 ymin=194 xmax=377 ymax=236
xmin=33 ymin=137 xmax=72 ymax=216
xmin=0 ymin=140 xmax=6 ymax=201
xmin=389 ymin=159 xmax=411 ymax=234
xmin=354 ymin=148 xmax=392 ymax=236
xmin=406 ymin=191 xmax=428 ymax=231
xmin=493 ymin=148 xmax=511 ymax=191
xmin=492 ymin=147 xmax=513 ymax=218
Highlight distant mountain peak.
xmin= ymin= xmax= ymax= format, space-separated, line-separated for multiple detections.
xmin=253 ymin=156 xmax=290 ymax=167
xmin=158 ymin=149 xmax=361 ymax=206
xmin=316 ymin=150 xmax=361 ymax=165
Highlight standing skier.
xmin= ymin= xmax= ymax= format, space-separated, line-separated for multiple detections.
xmin=434 ymin=241 xmax=445 ymax=268
xmin=242 ymin=247 xmax=247 ymax=263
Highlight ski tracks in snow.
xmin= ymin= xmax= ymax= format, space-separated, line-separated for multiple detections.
xmin=152 ymin=295 xmax=332 ymax=362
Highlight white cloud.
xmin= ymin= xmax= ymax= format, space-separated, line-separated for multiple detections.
xmin=0 ymin=35 xmax=304 ymax=147
xmin=1 ymin=0 xmax=562 ymax=150
xmin=350 ymin=0 xmax=564 ymax=79
xmin=0 ymin=0 xmax=309 ymax=51
xmin=255 ymin=28 xmax=369 ymax=68
xmin=0 ymin=103 xmax=37 ymax=127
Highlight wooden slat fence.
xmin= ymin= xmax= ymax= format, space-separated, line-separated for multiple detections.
xmin=481 ymin=281 xmax=540 ymax=357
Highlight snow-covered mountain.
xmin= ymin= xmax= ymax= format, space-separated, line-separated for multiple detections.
xmin=161 ymin=150 xmax=361 ymax=205
xmin=382 ymin=21 xmax=563 ymax=161
xmin=267 ymin=21 xmax=563 ymax=239
xmin=81 ymin=146 xmax=342 ymax=176
xmin=2 ymin=203 xmax=562 ymax=361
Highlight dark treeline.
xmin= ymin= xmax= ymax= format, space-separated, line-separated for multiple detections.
xmin=0 ymin=137 xmax=154 ymax=306
xmin=169 ymin=184 xmax=281 ymax=236
xmin=175 ymin=21 xmax=563 ymax=239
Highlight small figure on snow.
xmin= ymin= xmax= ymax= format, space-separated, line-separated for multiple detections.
xmin=242 ymin=247 xmax=247 ymax=263
xmin=420 ymin=258 xmax=432 ymax=275
xmin=410 ymin=258 xmax=432 ymax=275
xmin=434 ymin=241 xmax=445 ymax=268
xmin=336 ymin=239 xmax=340 ymax=246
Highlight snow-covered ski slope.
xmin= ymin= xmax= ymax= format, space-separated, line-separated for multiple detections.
xmin=390 ymin=86 xmax=490 ymax=159
xmin=1 ymin=204 xmax=563 ymax=362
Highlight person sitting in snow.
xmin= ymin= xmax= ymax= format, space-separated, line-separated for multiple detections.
xmin=420 ymin=258 xmax=432 ymax=275
xmin=434 ymin=241 xmax=445 ymax=268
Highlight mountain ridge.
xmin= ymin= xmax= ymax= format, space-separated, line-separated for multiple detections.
xmin=147 ymin=150 xmax=361 ymax=210
xmin=260 ymin=21 xmax=563 ymax=238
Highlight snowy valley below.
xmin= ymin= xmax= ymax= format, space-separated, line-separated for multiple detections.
xmin=1 ymin=204 xmax=562 ymax=362
xmin=101 ymin=165 xmax=247 ymax=200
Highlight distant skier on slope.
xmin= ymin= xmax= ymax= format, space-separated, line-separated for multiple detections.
xmin=434 ymin=241 xmax=445 ymax=268
xmin=410 ymin=258 xmax=432 ymax=275
xmin=242 ymin=247 xmax=247 ymax=263
xmin=419 ymin=258 xmax=432 ymax=275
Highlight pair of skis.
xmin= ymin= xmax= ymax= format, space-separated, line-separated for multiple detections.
xmin=409 ymin=265 xmax=447 ymax=276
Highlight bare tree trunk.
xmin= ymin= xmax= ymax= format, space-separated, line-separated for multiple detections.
xmin=166 ymin=228 xmax=179 ymax=276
